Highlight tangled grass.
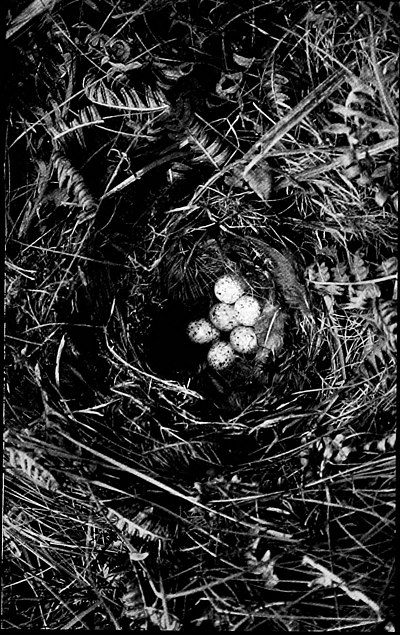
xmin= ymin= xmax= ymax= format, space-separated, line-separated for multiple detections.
xmin=4 ymin=0 xmax=397 ymax=630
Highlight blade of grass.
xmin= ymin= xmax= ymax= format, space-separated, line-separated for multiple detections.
xmin=6 ymin=0 xmax=61 ymax=40
xmin=56 ymin=429 xmax=257 ymax=531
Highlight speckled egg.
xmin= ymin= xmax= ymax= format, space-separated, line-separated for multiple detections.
xmin=214 ymin=274 xmax=246 ymax=304
xmin=230 ymin=326 xmax=258 ymax=354
xmin=234 ymin=295 xmax=262 ymax=326
xmin=209 ymin=303 xmax=239 ymax=331
xmin=207 ymin=341 xmax=235 ymax=370
xmin=187 ymin=318 xmax=220 ymax=344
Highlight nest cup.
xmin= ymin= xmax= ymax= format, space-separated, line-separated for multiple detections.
xmin=152 ymin=215 xmax=313 ymax=410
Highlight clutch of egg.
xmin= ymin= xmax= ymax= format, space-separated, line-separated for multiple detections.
xmin=187 ymin=273 xmax=263 ymax=370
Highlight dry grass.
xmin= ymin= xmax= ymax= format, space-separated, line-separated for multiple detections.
xmin=3 ymin=0 xmax=397 ymax=631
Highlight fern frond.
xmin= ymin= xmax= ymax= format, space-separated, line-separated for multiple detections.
xmin=52 ymin=150 xmax=98 ymax=214
xmin=77 ymin=104 xmax=102 ymax=126
xmin=363 ymin=432 xmax=396 ymax=454
xmin=216 ymin=71 xmax=243 ymax=99
xmin=104 ymin=506 xmax=168 ymax=542
xmin=154 ymin=60 xmax=194 ymax=91
xmin=376 ymin=256 xmax=398 ymax=278
xmin=83 ymin=71 xmax=170 ymax=115
xmin=351 ymin=250 xmax=370 ymax=281
xmin=6 ymin=447 xmax=59 ymax=491
xmin=84 ymin=28 xmax=109 ymax=57
xmin=306 ymin=261 xmax=331 ymax=292
xmin=166 ymin=95 xmax=194 ymax=135
xmin=346 ymin=282 xmax=381 ymax=309
xmin=122 ymin=593 xmax=181 ymax=631
xmin=62 ymin=105 xmax=103 ymax=148
xmin=105 ymin=38 xmax=132 ymax=65
xmin=262 ymin=59 xmax=291 ymax=117
xmin=146 ymin=608 xmax=181 ymax=630
xmin=321 ymin=433 xmax=355 ymax=464
xmin=331 ymin=261 xmax=350 ymax=295
xmin=183 ymin=119 xmax=233 ymax=168
xmin=376 ymin=256 xmax=398 ymax=299
xmin=363 ymin=334 xmax=395 ymax=377
xmin=373 ymin=299 xmax=397 ymax=353
xmin=165 ymin=95 xmax=233 ymax=168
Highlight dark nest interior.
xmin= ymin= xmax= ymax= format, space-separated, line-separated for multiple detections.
xmin=4 ymin=0 xmax=397 ymax=631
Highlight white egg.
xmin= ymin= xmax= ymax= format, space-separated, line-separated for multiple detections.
xmin=207 ymin=341 xmax=235 ymax=370
xmin=230 ymin=326 xmax=258 ymax=354
xmin=234 ymin=295 xmax=262 ymax=326
xmin=187 ymin=318 xmax=220 ymax=344
xmin=214 ymin=274 xmax=246 ymax=304
xmin=209 ymin=303 xmax=239 ymax=331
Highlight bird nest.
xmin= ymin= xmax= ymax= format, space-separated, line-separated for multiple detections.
xmin=140 ymin=204 xmax=318 ymax=417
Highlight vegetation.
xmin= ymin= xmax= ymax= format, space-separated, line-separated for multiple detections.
xmin=4 ymin=0 xmax=397 ymax=630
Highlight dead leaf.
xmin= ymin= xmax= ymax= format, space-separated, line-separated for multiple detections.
xmin=242 ymin=159 xmax=272 ymax=202
xmin=232 ymin=52 xmax=254 ymax=68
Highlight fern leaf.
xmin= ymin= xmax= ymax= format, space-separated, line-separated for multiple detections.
xmin=263 ymin=60 xmax=291 ymax=116
xmin=83 ymin=73 xmax=169 ymax=114
xmin=184 ymin=120 xmax=233 ymax=168
xmin=306 ymin=261 xmax=330 ymax=292
xmin=363 ymin=335 xmax=393 ymax=375
xmin=216 ymin=72 xmax=243 ymax=98
xmin=351 ymin=250 xmax=370 ymax=281
xmin=166 ymin=95 xmax=194 ymax=134
xmin=106 ymin=38 xmax=131 ymax=64
xmin=105 ymin=506 xmax=168 ymax=542
xmin=6 ymin=447 xmax=59 ymax=491
xmin=85 ymin=29 xmax=108 ymax=54
xmin=154 ymin=60 xmax=193 ymax=90
xmin=373 ymin=299 xmax=397 ymax=352
xmin=53 ymin=151 xmax=98 ymax=213
xmin=331 ymin=262 xmax=350 ymax=295
xmin=377 ymin=256 xmax=398 ymax=277
xmin=232 ymin=51 xmax=254 ymax=68
xmin=146 ymin=608 xmax=181 ymax=631
xmin=67 ymin=105 xmax=103 ymax=148
xmin=346 ymin=283 xmax=381 ymax=309
xmin=363 ymin=433 xmax=396 ymax=453
xmin=77 ymin=104 xmax=102 ymax=125
xmin=376 ymin=257 xmax=398 ymax=299
xmin=118 ymin=86 xmax=144 ymax=110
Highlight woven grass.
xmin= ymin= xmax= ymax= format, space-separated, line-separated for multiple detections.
xmin=4 ymin=0 xmax=397 ymax=630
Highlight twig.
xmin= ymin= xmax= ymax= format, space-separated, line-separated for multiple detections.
xmin=303 ymin=555 xmax=383 ymax=618
xmin=54 ymin=333 xmax=66 ymax=388
xmin=147 ymin=569 xmax=250 ymax=601
xmin=323 ymin=295 xmax=347 ymax=382
xmin=310 ymin=274 xmax=397 ymax=287
xmin=100 ymin=151 xmax=186 ymax=199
